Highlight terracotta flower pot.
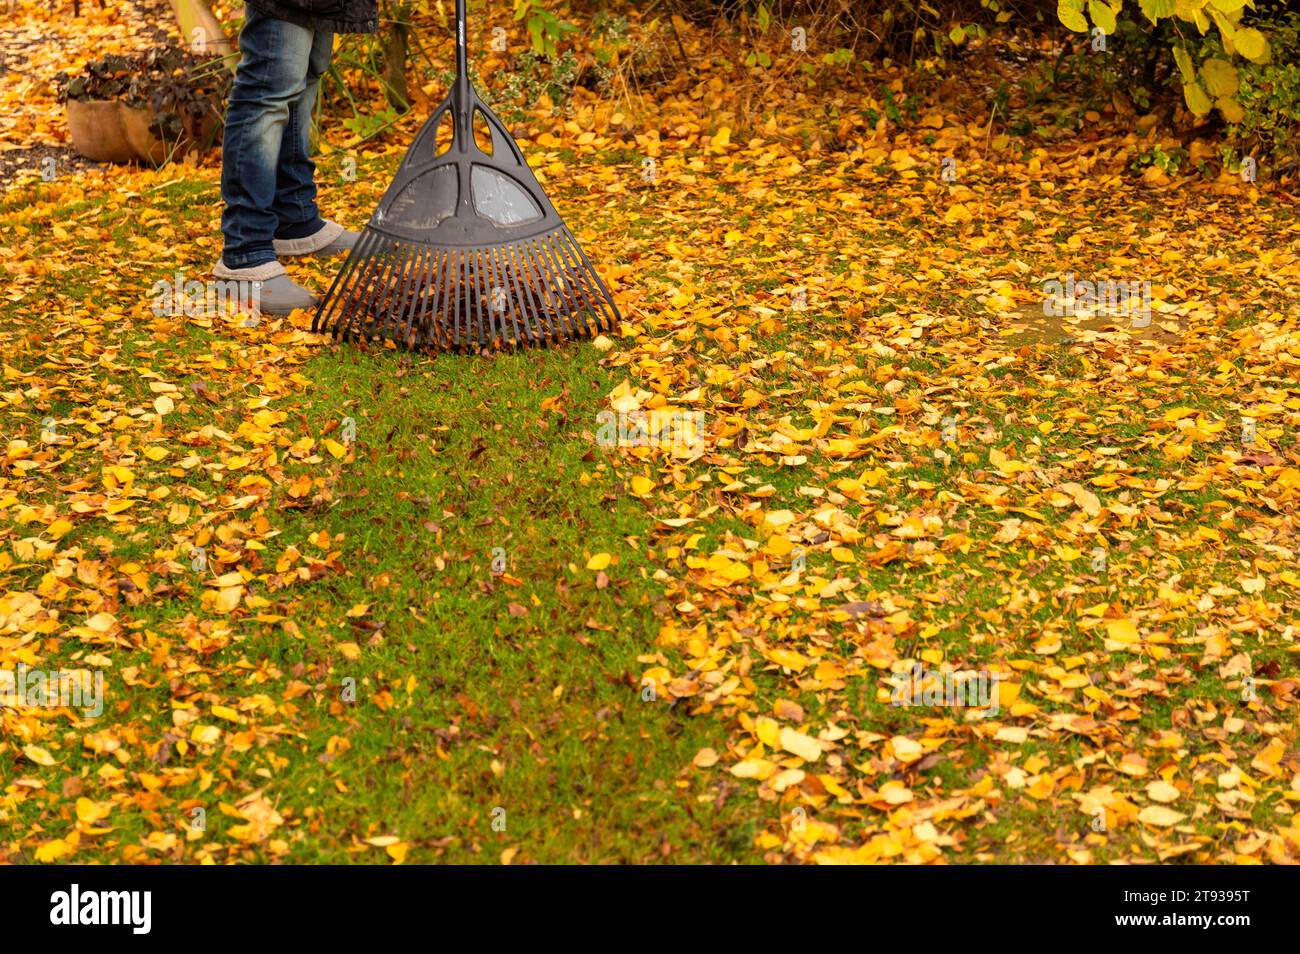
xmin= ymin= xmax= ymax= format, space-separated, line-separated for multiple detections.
xmin=65 ymin=99 xmax=136 ymax=164
xmin=122 ymin=105 xmax=222 ymax=166
xmin=67 ymin=99 xmax=221 ymax=166
xmin=121 ymin=106 xmax=172 ymax=166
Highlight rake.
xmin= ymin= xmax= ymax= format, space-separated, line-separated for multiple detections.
xmin=312 ymin=0 xmax=621 ymax=350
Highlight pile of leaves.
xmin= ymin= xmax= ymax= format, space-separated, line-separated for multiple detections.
xmin=56 ymin=46 xmax=231 ymax=143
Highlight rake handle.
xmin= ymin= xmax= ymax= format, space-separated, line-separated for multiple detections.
xmin=453 ymin=0 xmax=472 ymax=152
xmin=455 ymin=0 xmax=468 ymax=83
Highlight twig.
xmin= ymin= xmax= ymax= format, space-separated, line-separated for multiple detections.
xmin=982 ymin=100 xmax=1000 ymax=157
xmin=652 ymin=0 xmax=691 ymax=73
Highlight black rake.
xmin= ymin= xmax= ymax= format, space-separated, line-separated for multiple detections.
xmin=312 ymin=0 xmax=621 ymax=351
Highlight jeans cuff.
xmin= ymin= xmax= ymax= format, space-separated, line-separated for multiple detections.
xmin=275 ymin=216 xmax=328 ymax=241
xmin=221 ymin=249 xmax=279 ymax=270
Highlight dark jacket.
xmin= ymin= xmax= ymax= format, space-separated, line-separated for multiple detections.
xmin=247 ymin=0 xmax=378 ymax=35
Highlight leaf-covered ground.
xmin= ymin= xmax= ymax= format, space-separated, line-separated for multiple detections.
xmin=2 ymin=2 xmax=1299 ymax=864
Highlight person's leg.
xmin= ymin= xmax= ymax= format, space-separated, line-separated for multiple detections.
xmin=218 ymin=6 xmax=316 ymax=269
xmin=270 ymin=26 xmax=359 ymax=258
xmin=271 ymin=28 xmax=333 ymax=243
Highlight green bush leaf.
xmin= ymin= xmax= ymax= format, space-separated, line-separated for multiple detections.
xmin=1172 ymin=46 xmax=1196 ymax=85
xmin=1138 ymin=0 xmax=1177 ymax=24
xmin=1233 ymin=27 xmax=1270 ymax=63
xmin=1183 ymin=80 xmax=1213 ymax=117
xmin=1200 ymin=58 xmax=1239 ymax=97
xmin=1057 ymin=0 xmax=1088 ymax=33
xmin=1210 ymin=8 xmax=1238 ymax=44
xmin=1216 ymin=96 xmax=1245 ymax=124
xmin=1088 ymin=0 xmax=1116 ymax=34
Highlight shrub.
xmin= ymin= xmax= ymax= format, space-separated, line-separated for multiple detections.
xmin=1228 ymin=11 xmax=1300 ymax=169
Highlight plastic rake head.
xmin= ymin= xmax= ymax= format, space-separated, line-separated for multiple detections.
xmin=312 ymin=1 xmax=619 ymax=351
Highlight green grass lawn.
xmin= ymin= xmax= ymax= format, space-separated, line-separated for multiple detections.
xmin=248 ymin=342 xmax=755 ymax=862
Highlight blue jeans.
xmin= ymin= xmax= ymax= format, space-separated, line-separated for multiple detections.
xmin=220 ymin=6 xmax=333 ymax=269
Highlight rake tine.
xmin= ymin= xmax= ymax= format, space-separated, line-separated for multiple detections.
xmin=394 ymin=242 xmax=425 ymax=337
xmin=428 ymin=248 xmax=453 ymax=349
xmin=486 ymin=246 xmax=504 ymax=348
xmin=511 ymin=241 xmax=538 ymax=341
xmin=539 ymin=240 xmax=569 ymax=343
xmin=519 ymin=239 xmax=552 ymax=342
xmin=438 ymin=251 xmax=452 ymax=350
xmin=488 ymin=244 xmax=521 ymax=348
xmin=487 ymin=245 xmax=511 ymax=347
xmin=531 ymin=239 xmax=564 ymax=343
xmin=534 ymin=235 xmax=584 ymax=341
xmin=475 ymin=249 xmax=493 ymax=350
xmin=499 ymin=240 xmax=535 ymax=345
xmin=370 ymin=241 xmax=400 ymax=342
xmin=327 ymin=233 xmax=375 ymax=342
xmin=370 ymin=241 xmax=408 ymax=342
xmin=470 ymin=249 xmax=486 ymax=351
xmin=462 ymin=250 xmax=478 ymax=350
xmin=397 ymin=244 xmax=433 ymax=346
xmin=400 ymin=250 xmax=426 ymax=348
xmin=459 ymin=251 xmax=473 ymax=351
xmin=399 ymin=249 xmax=426 ymax=347
xmin=428 ymin=250 xmax=449 ymax=348
xmin=519 ymin=242 xmax=549 ymax=345
xmin=497 ymin=241 xmax=531 ymax=346
xmin=336 ymin=232 xmax=389 ymax=343
xmin=460 ymin=250 xmax=475 ymax=350
xmin=404 ymin=249 xmax=429 ymax=347
xmin=357 ymin=238 xmax=402 ymax=342
xmin=424 ymin=250 xmax=445 ymax=350
xmin=506 ymin=246 xmax=533 ymax=347
xmin=569 ymin=230 xmax=615 ymax=326
xmin=548 ymin=232 xmax=597 ymax=337
xmin=318 ymin=229 xmax=376 ymax=336
xmin=383 ymin=241 xmax=421 ymax=343
xmin=564 ymin=262 xmax=608 ymax=333
xmin=395 ymin=244 xmax=431 ymax=345
xmin=314 ymin=247 xmax=357 ymax=333
xmin=418 ymin=248 xmax=443 ymax=349
xmin=561 ymin=229 xmax=618 ymax=330
xmin=447 ymin=251 xmax=462 ymax=351
xmin=553 ymin=235 xmax=596 ymax=337
xmin=544 ymin=238 xmax=588 ymax=339
xmin=467 ymin=249 xmax=484 ymax=350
